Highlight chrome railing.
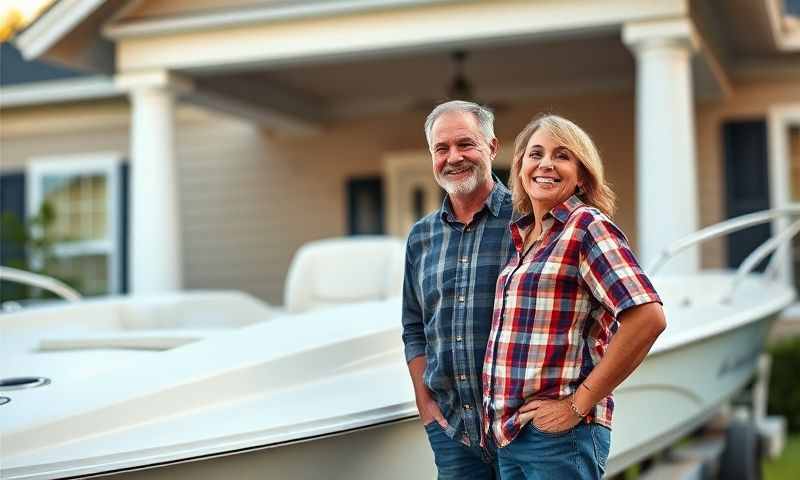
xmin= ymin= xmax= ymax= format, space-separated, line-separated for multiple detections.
xmin=0 ymin=266 xmax=82 ymax=303
xmin=648 ymin=207 xmax=800 ymax=303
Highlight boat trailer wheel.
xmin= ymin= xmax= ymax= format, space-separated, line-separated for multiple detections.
xmin=719 ymin=418 xmax=763 ymax=480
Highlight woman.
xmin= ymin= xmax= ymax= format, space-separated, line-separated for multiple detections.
xmin=482 ymin=114 xmax=667 ymax=479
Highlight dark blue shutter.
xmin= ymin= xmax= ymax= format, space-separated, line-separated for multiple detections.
xmin=723 ymin=120 xmax=771 ymax=270
xmin=0 ymin=172 xmax=27 ymax=267
xmin=786 ymin=0 xmax=800 ymax=16
xmin=347 ymin=177 xmax=384 ymax=235
xmin=0 ymin=172 xmax=28 ymax=301
xmin=120 ymin=162 xmax=130 ymax=293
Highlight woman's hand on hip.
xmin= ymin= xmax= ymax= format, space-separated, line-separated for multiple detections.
xmin=518 ymin=398 xmax=581 ymax=433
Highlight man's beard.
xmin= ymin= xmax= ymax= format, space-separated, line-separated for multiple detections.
xmin=435 ymin=162 xmax=487 ymax=196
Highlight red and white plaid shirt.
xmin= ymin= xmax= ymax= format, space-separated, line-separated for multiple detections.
xmin=482 ymin=195 xmax=661 ymax=447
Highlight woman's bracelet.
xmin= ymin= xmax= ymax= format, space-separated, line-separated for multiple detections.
xmin=569 ymin=394 xmax=589 ymax=419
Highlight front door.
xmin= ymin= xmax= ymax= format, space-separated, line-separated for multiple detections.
xmin=383 ymin=152 xmax=442 ymax=237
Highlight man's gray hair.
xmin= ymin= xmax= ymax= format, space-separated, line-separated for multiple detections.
xmin=424 ymin=100 xmax=495 ymax=148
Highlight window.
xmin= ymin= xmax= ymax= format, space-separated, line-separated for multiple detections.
xmin=27 ymin=153 xmax=123 ymax=296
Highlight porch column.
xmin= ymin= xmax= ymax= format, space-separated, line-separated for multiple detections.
xmin=623 ymin=19 xmax=700 ymax=274
xmin=117 ymin=72 xmax=192 ymax=293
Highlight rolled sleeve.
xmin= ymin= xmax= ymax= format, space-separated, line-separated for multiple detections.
xmin=579 ymin=214 xmax=661 ymax=319
xmin=401 ymin=239 xmax=426 ymax=363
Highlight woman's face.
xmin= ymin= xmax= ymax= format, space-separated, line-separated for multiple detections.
xmin=519 ymin=129 xmax=583 ymax=212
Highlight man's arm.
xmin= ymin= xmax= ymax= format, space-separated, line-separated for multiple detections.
xmin=407 ymin=356 xmax=448 ymax=427
xmin=401 ymin=239 xmax=447 ymax=428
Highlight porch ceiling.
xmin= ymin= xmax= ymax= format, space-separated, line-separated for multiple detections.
xmin=709 ymin=0 xmax=800 ymax=73
xmin=188 ymin=33 xmax=635 ymax=122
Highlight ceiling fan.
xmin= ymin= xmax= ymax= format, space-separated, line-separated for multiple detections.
xmin=411 ymin=50 xmax=505 ymax=114
xmin=446 ymin=50 xmax=474 ymax=100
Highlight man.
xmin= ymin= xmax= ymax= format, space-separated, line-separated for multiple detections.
xmin=401 ymin=100 xmax=514 ymax=479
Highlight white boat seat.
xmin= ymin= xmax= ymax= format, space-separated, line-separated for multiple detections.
xmin=118 ymin=291 xmax=275 ymax=329
xmin=284 ymin=236 xmax=405 ymax=314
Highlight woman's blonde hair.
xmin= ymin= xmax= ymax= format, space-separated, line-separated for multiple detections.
xmin=510 ymin=114 xmax=616 ymax=217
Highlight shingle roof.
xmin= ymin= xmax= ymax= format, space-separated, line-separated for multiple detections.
xmin=0 ymin=42 xmax=86 ymax=86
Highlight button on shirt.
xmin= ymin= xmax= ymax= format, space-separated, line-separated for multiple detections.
xmin=482 ymin=195 xmax=661 ymax=448
xmin=402 ymin=180 xmax=513 ymax=449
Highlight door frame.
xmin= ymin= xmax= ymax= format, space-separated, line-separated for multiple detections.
xmin=767 ymin=103 xmax=800 ymax=286
xmin=383 ymin=150 xmax=441 ymax=238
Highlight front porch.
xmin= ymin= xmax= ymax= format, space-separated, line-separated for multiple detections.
xmin=106 ymin=0 xmax=711 ymax=292
xmin=6 ymin=0 xmax=799 ymax=305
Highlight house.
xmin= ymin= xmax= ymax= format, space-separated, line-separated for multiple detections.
xmin=1 ymin=0 xmax=799 ymax=308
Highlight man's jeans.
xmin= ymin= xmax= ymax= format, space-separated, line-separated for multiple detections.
xmin=424 ymin=422 xmax=498 ymax=480
xmin=496 ymin=422 xmax=611 ymax=480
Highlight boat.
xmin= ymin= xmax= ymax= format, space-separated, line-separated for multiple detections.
xmin=0 ymin=211 xmax=796 ymax=480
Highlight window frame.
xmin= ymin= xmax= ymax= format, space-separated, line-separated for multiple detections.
xmin=26 ymin=152 xmax=123 ymax=295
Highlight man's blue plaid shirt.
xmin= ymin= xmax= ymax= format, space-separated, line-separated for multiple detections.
xmin=401 ymin=179 xmax=514 ymax=450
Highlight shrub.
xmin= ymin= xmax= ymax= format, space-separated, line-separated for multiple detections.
xmin=768 ymin=336 xmax=800 ymax=432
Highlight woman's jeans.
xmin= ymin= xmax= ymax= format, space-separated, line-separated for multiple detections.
xmin=424 ymin=422 xmax=498 ymax=480
xmin=497 ymin=422 xmax=611 ymax=480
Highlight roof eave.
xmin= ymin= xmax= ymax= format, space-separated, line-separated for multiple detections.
xmin=765 ymin=0 xmax=800 ymax=51
xmin=15 ymin=0 xmax=110 ymax=60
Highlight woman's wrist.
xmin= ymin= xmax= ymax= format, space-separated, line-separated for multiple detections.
xmin=572 ymin=383 xmax=596 ymax=416
xmin=568 ymin=395 xmax=587 ymax=419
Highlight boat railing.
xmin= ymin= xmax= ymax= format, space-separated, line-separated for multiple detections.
xmin=648 ymin=207 xmax=800 ymax=303
xmin=0 ymin=266 xmax=82 ymax=304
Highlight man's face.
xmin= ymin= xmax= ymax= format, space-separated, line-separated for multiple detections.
xmin=429 ymin=111 xmax=496 ymax=197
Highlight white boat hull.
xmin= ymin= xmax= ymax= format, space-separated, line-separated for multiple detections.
xmin=0 ymin=273 xmax=793 ymax=479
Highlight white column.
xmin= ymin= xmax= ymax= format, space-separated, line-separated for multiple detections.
xmin=624 ymin=19 xmax=700 ymax=274
xmin=117 ymin=72 xmax=192 ymax=293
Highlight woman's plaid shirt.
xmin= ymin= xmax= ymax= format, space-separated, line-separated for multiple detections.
xmin=482 ymin=195 xmax=661 ymax=447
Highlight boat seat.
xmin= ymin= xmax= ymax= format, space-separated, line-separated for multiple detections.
xmin=284 ymin=236 xmax=405 ymax=314
xmin=118 ymin=291 xmax=275 ymax=329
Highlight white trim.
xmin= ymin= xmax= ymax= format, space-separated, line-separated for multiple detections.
xmin=767 ymin=103 xmax=800 ymax=286
xmin=622 ymin=17 xmax=699 ymax=51
xmin=14 ymin=0 xmax=108 ymax=60
xmin=104 ymin=0 xmax=453 ymax=39
xmin=116 ymin=0 xmax=685 ymax=72
xmin=26 ymin=152 xmax=124 ymax=295
xmin=114 ymin=70 xmax=193 ymax=93
xmin=0 ymin=76 xmax=121 ymax=108
xmin=764 ymin=0 xmax=800 ymax=51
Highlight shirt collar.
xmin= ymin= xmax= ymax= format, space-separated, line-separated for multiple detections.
xmin=440 ymin=173 xmax=509 ymax=222
xmin=511 ymin=194 xmax=585 ymax=227
xmin=551 ymin=194 xmax=584 ymax=223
